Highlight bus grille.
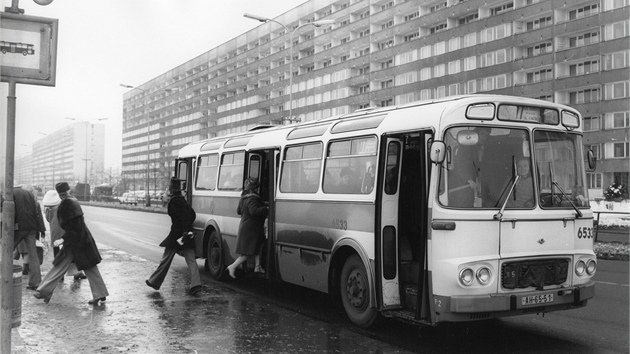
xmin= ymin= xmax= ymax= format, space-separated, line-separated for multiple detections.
xmin=501 ymin=258 xmax=569 ymax=290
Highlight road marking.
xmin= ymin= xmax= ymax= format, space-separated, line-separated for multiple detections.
xmin=595 ymin=280 xmax=630 ymax=287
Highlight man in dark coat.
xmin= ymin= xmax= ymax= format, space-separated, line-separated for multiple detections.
xmin=146 ymin=177 xmax=201 ymax=295
xmin=33 ymin=182 xmax=109 ymax=304
xmin=14 ymin=185 xmax=46 ymax=289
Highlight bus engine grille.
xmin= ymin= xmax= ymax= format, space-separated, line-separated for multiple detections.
xmin=501 ymin=258 xmax=569 ymax=290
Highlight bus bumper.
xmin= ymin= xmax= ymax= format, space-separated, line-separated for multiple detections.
xmin=434 ymin=281 xmax=595 ymax=322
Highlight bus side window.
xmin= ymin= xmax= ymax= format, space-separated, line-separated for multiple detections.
xmin=218 ymin=152 xmax=244 ymax=191
xmin=385 ymin=141 xmax=401 ymax=195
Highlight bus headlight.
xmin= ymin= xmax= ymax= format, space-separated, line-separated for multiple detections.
xmin=459 ymin=268 xmax=474 ymax=286
xmin=476 ymin=267 xmax=491 ymax=285
xmin=586 ymin=259 xmax=597 ymax=275
xmin=575 ymin=260 xmax=586 ymax=276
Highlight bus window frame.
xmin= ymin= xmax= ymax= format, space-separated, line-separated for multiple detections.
xmin=195 ymin=153 xmax=219 ymax=191
xmin=323 ymin=135 xmax=378 ymax=195
xmin=217 ymin=151 xmax=245 ymax=191
xmin=279 ymin=142 xmax=324 ymax=194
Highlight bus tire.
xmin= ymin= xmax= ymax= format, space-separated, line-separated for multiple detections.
xmin=206 ymin=231 xmax=224 ymax=280
xmin=340 ymin=254 xmax=378 ymax=328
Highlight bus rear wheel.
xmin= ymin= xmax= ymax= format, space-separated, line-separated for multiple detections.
xmin=206 ymin=231 xmax=224 ymax=280
xmin=340 ymin=254 xmax=378 ymax=328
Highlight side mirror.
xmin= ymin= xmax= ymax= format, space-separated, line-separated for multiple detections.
xmin=587 ymin=149 xmax=597 ymax=171
xmin=429 ymin=141 xmax=446 ymax=163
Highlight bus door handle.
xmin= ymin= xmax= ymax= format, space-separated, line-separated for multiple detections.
xmin=431 ymin=221 xmax=456 ymax=231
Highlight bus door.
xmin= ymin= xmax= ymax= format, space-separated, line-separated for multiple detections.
xmin=246 ymin=149 xmax=278 ymax=278
xmin=378 ymin=137 xmax=403 ymax=308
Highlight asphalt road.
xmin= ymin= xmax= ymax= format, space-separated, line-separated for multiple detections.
xmin=84 ymin=205 xmax=629 ymax=353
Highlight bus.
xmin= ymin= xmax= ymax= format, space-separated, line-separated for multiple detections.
xmin=173 ymin=95 xmax=597 ymax=328
xmin=0 ymin=41 xmax=35 ymax=56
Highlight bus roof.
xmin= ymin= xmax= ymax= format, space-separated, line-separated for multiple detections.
xmin=178 ymin=94 xmax=580 ymax=158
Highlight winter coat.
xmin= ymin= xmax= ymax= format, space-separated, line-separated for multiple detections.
xmin=56 ymin=198 xmax=102 ymax=271
xmin=14 ymin=187 xmax=45 ymax=233
xmin=235 ymin=193 xmax=268 ymax=256
xmin=159 ymin=194 xmax=196 ymax=249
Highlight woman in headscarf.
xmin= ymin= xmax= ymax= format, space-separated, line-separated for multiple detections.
xmin=226 ymin=177 xmax=269 ymax=279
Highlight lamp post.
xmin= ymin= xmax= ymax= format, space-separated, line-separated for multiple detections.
xmin=65 ymin=117 xmax=107 ymax=201
xmin=244 ymin=13 xmax=335 ymax=123
xmin=120 ymin=84 xmax=178 ymax=207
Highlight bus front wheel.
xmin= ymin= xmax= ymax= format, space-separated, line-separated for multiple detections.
xmin=340 ymin=254 xmax=378 ymax=328
xmin=206 ymin=231 xmax=224 ymax=280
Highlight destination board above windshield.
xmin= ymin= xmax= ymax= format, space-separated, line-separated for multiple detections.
xmin=497 ymin=105 xmax=559 ymax=125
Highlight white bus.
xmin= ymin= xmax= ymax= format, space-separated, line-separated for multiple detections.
xmin=174 ymin=95 xmax=596 ymax=327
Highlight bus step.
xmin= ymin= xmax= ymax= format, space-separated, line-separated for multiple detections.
xmin=403 ymin=284 xmax=418 ymax=310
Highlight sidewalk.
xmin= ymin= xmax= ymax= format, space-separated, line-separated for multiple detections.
xmin=11 ymin=243 xmax=201 ymax=353
xmin=11 ymin=243 xmax=411 ymax=354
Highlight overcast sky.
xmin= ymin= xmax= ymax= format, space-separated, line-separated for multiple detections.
xmin=1 ymin=0 xmax=298 ymax=168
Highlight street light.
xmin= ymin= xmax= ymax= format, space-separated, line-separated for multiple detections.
xmin=120 ymin=84 xmax=178 ymax=207
xmin=244 ymin=13 xmax=335 ymax=123
xmin=65 ymin=117 xmax=108 ymax=201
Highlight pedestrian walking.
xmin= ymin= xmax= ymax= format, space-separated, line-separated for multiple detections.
xmin=42 ymin=189 xmax=86 ymax=281
xmin=145 ymin=177 xmax=201 ymax=295
xmin=33 ymin=182 xmax=109 ymax=304
xmin=13 ymin=184 xmax=46 ymax=290
xmin=226 ymin=177 xmax=269 ymax=279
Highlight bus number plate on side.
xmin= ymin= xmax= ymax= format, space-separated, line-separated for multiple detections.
xmin=521 ymin=294 xmax=554 ymax=306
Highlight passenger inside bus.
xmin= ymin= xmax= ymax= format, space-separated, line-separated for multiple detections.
xmin=505 ymin=158 xmax=535 ymax=208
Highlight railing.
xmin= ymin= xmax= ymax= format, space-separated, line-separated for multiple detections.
xmin=593 ymin=210 xmax=630 ymax=242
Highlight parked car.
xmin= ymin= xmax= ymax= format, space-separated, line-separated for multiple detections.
xmin=119 ymin=192 xmax=138 ymax=206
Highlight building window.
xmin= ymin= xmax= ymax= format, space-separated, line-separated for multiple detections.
xmin=570 ymin=88 xmax=600 ymax=104
xmin=359 ymin=10 xmax=370 ymax=19
xmin=430 ymin=23 xmax=447 ymax=34
xmin=433 ymin=41 xmax=446 ymax=55
xmin=323 ymin=59 xmax=332 ymax=68
xmin=604 ymin=51 xmax=630 ymax=70
xmin=404 ymin=32 xmax=419 ymax=42
xmin=606 ymin=81 xmax=630 ymax=99
xmin=569 ymin=3 xmax=598 ymax=20
xmin=490 ymin=2 xmax=514 ymax=16
xmin=404 ymin=11 xmax=419 ymax=21
xmin=380 ymin=98 xmax=393 ymax=107
xmin=459 ymin=13 xmax=479 ymax=25
xmin=526 ymin=16 xmax=552 ymax=31
xmin=570 ymin=59 xmax=600 ymax=76
xmin=526 ymin=42 xmax=552 ymax=57
xmin=381 ymin=59 xmax=393 ymax=69
xmin=603 ymin=0 xmax=630 ymax=11
xmin=378 ymin=39 xmax=394 ymax=50
xmin=429 ymin=1 xmax=447 ymax=13
xmin=358 ymin=47 xmax=370 ymax=57
xmin=604 ymin=20 xmax=630 ymax=40
xmin=609 ymin=111 xmax=630 ymax=129
xmin=526 ymin=68 xmax=553 ymax=83
xmin=587 ymin=172 xmax=602 ymax=189
xmin=340 ymin=36 xmax=351 ymax=44
xmin=381 ymin=20 xmax=394 ymax=30
xmin=449 ymin=83 xmax=459 ymax=96
xmin=433 ymin=64 xmax=445 ymax=77
xmin=359 ymin=29 xmax=370 ymax=37
xmin=449 ymin=37 xmax=461 ymax=51
xmin=358 ymin=84 xmax=370 ymax=94
xmin=583 ymin=116 xmax=600 ymax=131
xmin=463 ymin=33 xmax=477 ymax=47
xmin=380 ymin=79 xmax=393 ymax=89
xmin=448 ymin=60 xmax=460 ymax=74
xmin=569 ymin=31 xmax=600 ymax=48
xmin=613 ymin=142 xmax=629 ymax=158
xmin=420 ymin=67 xmax=432 ymax=80
xmin=464 ymin=56 xmax=477 ymax=71
xmin=340 ymin=55 xmax=349 ymax=62
xmin=323 ymin=43 xmax=332 ymax=50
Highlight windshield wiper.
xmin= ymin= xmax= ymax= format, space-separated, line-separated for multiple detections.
xmin=551 ymin=181 xmax=583 ymax=218
xmin=494 ymin=175 xmax=520 ymax=220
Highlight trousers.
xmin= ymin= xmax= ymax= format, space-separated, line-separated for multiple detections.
xmin=37 ymin=246 xmax=109 ymax=300
xmin=14 ymin=230 xmax=41 ymax=288
xmin=148 ymin=247 xmax=200 ymax=290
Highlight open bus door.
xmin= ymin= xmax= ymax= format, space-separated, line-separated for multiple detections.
xmin=378 ymin=137 xmax=403 ymax=309
xmin=246 ymin=149 xmax=278 ymax=279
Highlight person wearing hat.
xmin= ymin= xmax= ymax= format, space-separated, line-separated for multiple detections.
xmin=33 ymin=182 xmax=108 ymax=304
xmin=43 ymin=188 xmax=86 ymax=281
xmin=226 ymin=177 xmax=269 ymax=278
xmin=145 ymin=177 xmax=202 ymax=295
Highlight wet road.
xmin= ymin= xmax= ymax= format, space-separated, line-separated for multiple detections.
xmin=62 ymin=205 xmax=629 ymax=353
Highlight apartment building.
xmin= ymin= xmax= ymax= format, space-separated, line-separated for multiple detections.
xmin=26 ymin=122 xmax=106 ymax=192
xmin=121 ymin=0 xmax=630 ymax=197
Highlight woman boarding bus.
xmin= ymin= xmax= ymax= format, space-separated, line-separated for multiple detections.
xmin=174 ymin=95 xmax=596 ymax=328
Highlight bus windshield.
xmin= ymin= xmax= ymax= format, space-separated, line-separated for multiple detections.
xmin=439 ymin=126 xmax=588 ymax=209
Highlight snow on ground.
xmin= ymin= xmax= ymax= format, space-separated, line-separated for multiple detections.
xmin=590 ymin=200 xmax=630 ymax=228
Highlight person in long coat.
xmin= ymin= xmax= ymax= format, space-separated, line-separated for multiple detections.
xmin=33 ymin=182 xmax=109 ymax=304
xmin=145 ymin=177 xmax=202 ymax=295
xmin=226 ymin=177 xmax=269 ymax=279
xmin=13 ymin=185 xmax=46 ymax=289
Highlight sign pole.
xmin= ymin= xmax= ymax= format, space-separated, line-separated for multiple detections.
xmin=1 ymin=79 xmax=18 ymax=354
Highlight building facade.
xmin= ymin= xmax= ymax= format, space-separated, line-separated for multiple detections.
xmin=23 ymin=122 xmax=106 ymax=192
xmin=121 ymin=0 xmax=630 ymax=198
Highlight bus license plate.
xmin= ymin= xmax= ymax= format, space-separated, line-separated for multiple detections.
xmin=521 ymin=294 xmax=554 ymax=306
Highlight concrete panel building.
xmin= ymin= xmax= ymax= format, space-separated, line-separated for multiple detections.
xmin=121 ymin=0 xmax=630 ymax=198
